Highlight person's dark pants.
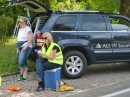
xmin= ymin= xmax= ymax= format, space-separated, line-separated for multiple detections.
xmin=36 ymin=58 xmax=61 ymax=88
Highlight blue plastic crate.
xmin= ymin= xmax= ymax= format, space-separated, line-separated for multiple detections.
xmin=44 ymin=67 xmax=61 ymax=89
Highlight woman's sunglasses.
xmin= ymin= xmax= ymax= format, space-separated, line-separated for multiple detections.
xmin=42 ymin=37 xmax=47 ymax=40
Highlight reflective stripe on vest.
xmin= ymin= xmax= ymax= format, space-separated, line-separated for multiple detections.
xmin=42 ymin=42 xmax=63 ymax=65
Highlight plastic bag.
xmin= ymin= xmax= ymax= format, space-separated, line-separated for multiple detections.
xmin=59 ymin=80 xmax=74 ymax=92
xmin=59 ymin=85 xmax=74 ymax=92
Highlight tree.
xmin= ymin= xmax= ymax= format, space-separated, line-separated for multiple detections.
xmin=39 ymin=0 xmax=120 ymax=13
xmin=120 ymin=0 xmax=130 ymax=18
xmin=37 ymin=0 xmax=50 ymax=8
xmin=0 ymin=15 xmax=14 ymax=43
xmin=85 ymin=0 xmax=120 ymax=13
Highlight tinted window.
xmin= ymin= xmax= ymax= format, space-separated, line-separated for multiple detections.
xmin=52 ymin=15 xmax=77 ymax=31
xmin=81 ymin=15 xmax=106 ymax=31
xmin=109 ymin=17 xmax=130 ymax=31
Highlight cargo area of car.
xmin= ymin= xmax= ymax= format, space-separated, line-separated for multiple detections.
xmin=31 ymin=15 xmax=49 ymax=35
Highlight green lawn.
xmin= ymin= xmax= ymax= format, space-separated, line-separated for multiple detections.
xmin=0 ymin=37 xmax=35 ymax=74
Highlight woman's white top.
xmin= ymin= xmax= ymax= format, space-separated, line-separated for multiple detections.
xmin=17 ymin=26 xmax=32 ymax=48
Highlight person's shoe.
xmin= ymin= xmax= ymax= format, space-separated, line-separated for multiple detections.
xmin=36 ymin=86 xmax=44 ymax=92
xmin=22 ymin=77 xmax=27 ymax=81
xmin=33 ymin=74 xmax=42 ymax=81
xmin=17 ymin=74 xmax=27 ymax=81
xmin=17 ymin=74 xmax=23 ymax=81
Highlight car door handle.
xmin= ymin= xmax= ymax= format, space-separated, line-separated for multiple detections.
xmin=80 ymin=35 xmax=91 ymax=38
xmin=114 ymin=36 xmax=123 ymax=39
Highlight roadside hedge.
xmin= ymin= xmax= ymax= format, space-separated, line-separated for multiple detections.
xmin=0 ymin=15 xmax=14 ymax=43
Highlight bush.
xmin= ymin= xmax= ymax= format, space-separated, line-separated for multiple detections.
xmin=0 ymin=15 xmax=14 ymax=43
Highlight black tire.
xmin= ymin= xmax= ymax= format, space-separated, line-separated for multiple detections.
xmin=62 ymin=50 xmax=87 ymax=79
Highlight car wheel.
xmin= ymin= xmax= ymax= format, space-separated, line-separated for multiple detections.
xmin=62 ymin=50 xmax=87 ymax=79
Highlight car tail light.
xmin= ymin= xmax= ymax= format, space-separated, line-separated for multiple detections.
xmin=36 ymin=34 xmax=44 ymax=46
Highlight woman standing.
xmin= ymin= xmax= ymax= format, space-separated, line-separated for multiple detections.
xmin=35 ymin=32 xmax=63 ymax=92
xmin=17 ymin=16 xmax=33 ymax=81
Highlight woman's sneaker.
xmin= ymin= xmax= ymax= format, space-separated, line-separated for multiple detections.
xmin=22 ymin=77 xmax=27 ymax=81
xmin=17 ymin=74 xmax=23 ymax=81
xmin=33 ymin=74 xmax=42 ymax=81
xmin=17 ymin=74 xmax=27 ymax=81
xmin=36 ymin=86 xmax=44 ymax=92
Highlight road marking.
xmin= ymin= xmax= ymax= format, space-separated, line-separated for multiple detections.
xmin=101 ymin=88 xmax=130 ymax=97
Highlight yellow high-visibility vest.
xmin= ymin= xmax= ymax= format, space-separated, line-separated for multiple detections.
xmin=42 ymin=42 xmax=63 ymax=65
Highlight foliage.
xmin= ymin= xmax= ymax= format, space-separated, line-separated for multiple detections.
xmin=86 ymin=0 xmax=120 ymax=13
xmin=0 ymin=15 xmax=14 ymax=43
xmin=49 ymin=0 xmax=120 ymax=13
xmin=49 ymin=0 xmax=86 ymax=10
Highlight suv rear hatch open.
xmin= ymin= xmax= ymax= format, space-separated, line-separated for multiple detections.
xmin=7 ymin=0 xmax=52 ymax=13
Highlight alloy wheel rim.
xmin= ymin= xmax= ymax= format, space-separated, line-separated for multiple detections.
xmin=65 ymin=56 xmax=83 ymax=75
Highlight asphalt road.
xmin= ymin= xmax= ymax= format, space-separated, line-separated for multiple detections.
xmin=63 ymin=77 xmax=130 ymax=97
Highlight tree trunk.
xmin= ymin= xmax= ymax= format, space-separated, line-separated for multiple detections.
xmin=120 ymin=0 xmax=130 ymax=18
xmin=41 ymin=0 xmax=50 ymax=8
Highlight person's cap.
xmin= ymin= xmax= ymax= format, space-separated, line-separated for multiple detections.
xmin=18 ymin=17 xmax=27 ymax=22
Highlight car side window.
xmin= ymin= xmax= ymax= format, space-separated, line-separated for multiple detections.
xmin=52 ymin=15 xmax=77 ymax=31
xmin=81 ymin=15 xmax=106 ymax=31
xmin=109 ymin=17 xmax=130 ymax=31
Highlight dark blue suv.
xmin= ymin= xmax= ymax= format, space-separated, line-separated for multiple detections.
xmin=8 ymin=0 xmax=130 ymax=79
